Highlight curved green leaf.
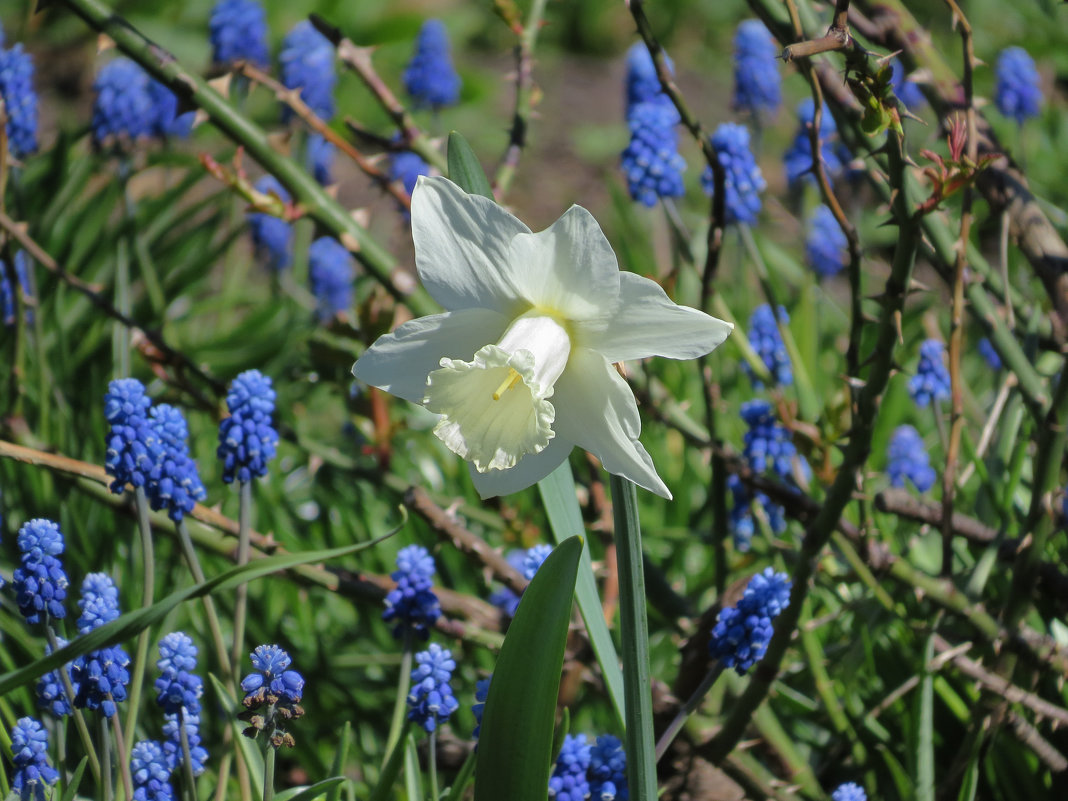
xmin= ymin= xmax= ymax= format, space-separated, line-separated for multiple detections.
xmin=447 ymin=133 xmax=495 ymax=200
xmin=474 ymin=536 xmax=582 ymax=801
xmin=274 ymin=778 xmax=345 ymax=801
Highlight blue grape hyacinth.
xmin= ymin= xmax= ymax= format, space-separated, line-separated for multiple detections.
xmin=390 ymin=150 xmax=431 ymax=198
xmin=0 ymin=42 xmax=39 ymax=159
xmin=709 ymin=567 xmax=792 ymax=674
xmin=217 ymin=369 xmax=279 ymax=483
xmin=247 ymin=175 xmax=293 ymax=271
xmin=487 ymin=548 xmax=527 ymax=617
xmin=72 ymin=573 xmax=130 ymax=718
xmin=147 ymin=80 xmax=193 ymax=139
xmin=155 ymin=632 xmax=207 ymax=775
xmin=306 ymin=133 xmax=336 ymax=186
xmin=995 ymin=47 xmax=1041 ymax=125
xmin=832 ymin=782 xmax=867 ymax=801
xmin=104 ymin=377 xmax=155 ymax=493
xmin=92 ymin=58 xmax=156 ymax=145
xmin=13 ymin=519 xmax=68 ymax=625
xmin=522 ymin=543 xmax=553 ymax=581
xmin=472 ymin=676 xmax=491 ymax=738
xmin=146 ymin=404 xmax=207 ymax=521
xmin=741 ymin=400 xmax=797 ymax=480
xmin=889 ymin=58 xmax=925 ymax=110
xmin=783 ymin=99 xmax=851 ymax=188
xmin=404 ymin=20 xmax=461 ymax=109
xmin=908 ymin=339 xmax=951 ymax=407
xmin=886 ymin=425 xmax=936 ymax=493
xmin=36 ymin=637 xmax=75 ymax=718
xmin=589 ymin=734 xmax=628 ymax=801
xmin=732 ymin=20 xmax=780 ymax=117
xmin=131 ymin=740 xmax=174 ymax=801
xmin=309 ymin=236 xmax=355 ymax=320
xmin=978 ymin=337 xmax=1002 ymax=371
xmin=620 ymin=100 xmax=686 ymax=207
xmin=280 ymin=20 xmax=336 ymax=121
xmin=1 ymin=250 xmax=31 ymax=326
xmin=806 ymin=204 xmax=847 ymax=279
xmin=745 ymin=304 xmax=792 ymax=386
xmin=728 ymin=474 xmax=786 ymax=552
xmin=10 ymin=717 xmax=60 ymax=801
xmin=210 ymin=0 xmax=269 ymax=67
xmin=407 ymin=643 xmax=460 ymax=732
xmin=240 ymin=644 xmax=304 ymax=747
xmin=550 ymin=734 xmax=592 ymax=801
xmin=624 ymin=42 xmax=673 ymax=113
xmin=702 ymin=123 xmax=766 ymax=226
xmin=383 ymin=544 xmax=441 ymax=639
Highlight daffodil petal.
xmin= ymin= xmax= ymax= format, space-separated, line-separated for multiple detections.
xmin=352 ymin=308 xmax=510 ymax=402
xmin=553 ymin=347 xmax=671 ymax=499
xmin=506 ymin=205 xmax=621 ymax=321
xmin=411 ymin=176 xmax=532 ymax=315
xmin=466 ymin=436 xmax=573 ymax=499
xmin=582 ymin=272 xmax=734 ymax=362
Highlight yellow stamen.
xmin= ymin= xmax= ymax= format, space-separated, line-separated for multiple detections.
xmin=492 ymin=368 xmax=523 ymax=401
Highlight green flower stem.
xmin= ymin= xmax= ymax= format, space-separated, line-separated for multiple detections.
xmin=110 ymin=709 xmax=134 ymax=801
xmin=113 ymin=235 xmax=131 ymax=380
xmin=44 ymin=626 xmax=102 ymax=786
xmin=703 ymin=130 xmax=920 ymax=764
xmin=383 ymin=632 xmax=414 ymax=766
xmin=56 ymin=0 xmax=435 ymax=318
xmin=428 ymin=731 xmax=439 ymax=801
xmin=609 ymin=474 xmax=656 ymax=801
xmin=99 ymin=716 xmax=112 ymax=801
xmin=123 ymin=486 xmax=156 ymax=759
xmin=176 ymin=519 xmax=233 ymax=680
xmin=179 ymin=708 xmax=198 ymax=801
xmin=263 ymin=740 xmax=276 ymax=801
xmin=709 ymin=294 xmax=773 ymax=385
xmin=230 ymin=480 xmax=253 ymax=676
xmin=654 ymin=663 xmax=724 ymax=761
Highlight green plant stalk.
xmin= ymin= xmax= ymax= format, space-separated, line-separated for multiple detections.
xmin=123 ymin=178 xmax=165 ymax=315
xmin=176 ymin=519 xmax=233 ymax=680
xmin=99 ymin=715 xmax=112 ymax=801
xmin=263 ymin=739 xmax=276 ymax=801
xmin=751 ymin=704 xmax=822 ymax=799
xmin=179 ymin=709 xmax=198 ymax=801
xmin=369 ymin=721 xmax=414 ymax=801
xmin=610 ymin=474 xmax=656 ymax=801
xmin=428 ymin=731 xmax=439 ymax=801
xmin=231 ymin=480 xmax=253 ymax=675
xmin=44 ymin=626 xmax=102 ymax=786
xmin=709 ymin=294 xmax=773 ymax=385
xmin=654 ymin=664 xmax=724 ymax=761
xmin=383 ymin=632 xmax=414 ymax=766
xmin=444 ymin=748 xmax=477 ymax=801
xmin=113 ymin=235 xmax=131 ymax=379
xmin=704 ymin=130 xmax=920 ymax=764
xmin=56 ymin=0 xmax=435 ymax=317
xmin=124 ymin=487 xmax=156 ymax=758
xmin=110 ymin=709 xmax=134 ymax=801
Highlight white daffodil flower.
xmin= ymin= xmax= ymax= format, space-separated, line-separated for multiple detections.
xmin=353 ymin=176 xmax=733 ymax=499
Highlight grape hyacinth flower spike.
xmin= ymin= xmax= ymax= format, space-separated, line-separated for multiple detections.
xmin=406 ymin=643 xmax=459 ymax=732
xmin=550 ymin=733 xmax=592 ymax=801
xmin=745 ymin=304 xmax=792 ymax=387
xmin=383 ymin=544 xmax=441 ymax=639
xmin=13 ymin=518 xmax=68 ymax=625
xmin=104 ymin=377 xmax=154 ymax=493
xmin=280 ymin=20 xmax=336 ymax=121
xmin=0 ymin=40 xmax=39 ymax=159
xmin=908 ymin=339 xmax=951 ymax=408
xmin=806 ymin=205 xmax=848 ymax=279
xmin=247 ymin=175 xmax=293 ymax=271
xmin=709 ymin=567 xmax=792 ymax=673
xmin=71 ymin=573 xmax=131 ymax=718
xmin=624 ymin=42 xmax=674 ymax=113
xmin=783 ymin=99 xmax=851 ymax=188
xmin=209 ymin=0 xmax=269 ymax=68
xmin=995 ymin=47 xmax=1041 ymax=126
xmin=240 ymin=644 xmax=305 ymax=747
xmin=155 ymin=632 xmax=208 ymax=775
xmin=589 ymin=734 xmax=628 ymax=801
xmin=146 ymin=404 xmax=207 ymax=521
xmin=620 ymin=99 xmax=686 ymax=207
xmin=702 ymin=122 xmax=766 ymax=226
xmin=217 ymin=369 xmax=279 ymax=483
xmin=131 ymin=740 xmax=174 ymax=801
xmin=1 ymin=250 xmax=32 ymax=326
xmin=308 ymin=236 xmax=355 ymax=321
xmin=732 ymin=20 xmax=780 ymax=117
xmin=353 ymin=176 xmax=733 ymax=499
xmin=832 ymin=782 xmax=867 ymax=801
xmin=886 ymin=425 xmax=936 ymax=493
xmin=404 ymin=19 xmax=461 ymax=109
xmin=10 ymin=717 xmax=60 ymax=801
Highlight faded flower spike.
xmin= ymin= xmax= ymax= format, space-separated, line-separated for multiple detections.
xmin=353 ymin=177 xmax=733 ymax=498
xmin=239 ymin=644 xmax=305 ymax=747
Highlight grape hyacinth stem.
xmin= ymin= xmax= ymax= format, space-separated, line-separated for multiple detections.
xmin=383 ymin=631 xmax=414 ymax=767
xmin=263 ymin=724 xmax=277 ymax=801
xmin=654 ymin=663 xmax=725 ymax=761
xmin=177 ymin=519 xmax=233 ymax=679
xmin=610 ymin=474 xmax=656 ymax=801
xmin=44 ymin=626 xmax=102 ymax=786
xmin=109 ymin=709 xmax=135 ymax=801
xmin=124 ymin=486 xmax=156 ymax=759
xmin=230 ymin=480 xmax=253 ymax=676
xmin=428 ymin=730 xmax=439 ymax=801
xmin=179 ymin=708 xmax=198 ymax=801
xmin=99 ymin=714 xmax=111 ymax=801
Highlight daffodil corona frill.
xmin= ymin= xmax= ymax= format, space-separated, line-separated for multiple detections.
xmin=353 ymin=177 xmax=733 ymax=498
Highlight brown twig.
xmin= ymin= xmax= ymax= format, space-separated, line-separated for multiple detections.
xmin=780 ymin=0 xmax=854 ymax=62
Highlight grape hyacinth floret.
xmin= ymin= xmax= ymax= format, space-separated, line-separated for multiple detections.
xmin=741 ymin=400 xmax=797 ymax=480
xmin=995 ymin=47 xmax=1041 ymax=125
xmin=728 ymin=474 xmax=785 ymax=552
xmin=620 ymin=100 xmax=686 ymax=207
xmin=209 ymin=0 xmax=269 ymax=68
xmin=147 ymin=80 xmax=193 ymax=139
xmin=147 ymin=404 xmax=207 ymax=521
xmin=403 ymin=19 xmax=461 ymax=109
xmin=217 ymin=369 xmax=279 ymax=483
xmin=589 ymin=734 xmax=628 ymax=801
xmin=92 ymin=58 xmax=156 ymax=145
xmin=702 ymin=122 xmax=766 ymax=226
xmin=978 ymin=337 xmax=1002 ymax=371
xmin=72 ymin=573 xmax=130 ymax=718
xmin=305 ymin=133 xmax=336 ymax=186
xmin=280 ymin=20 xmax=336 ymax=121
xmin=0 ymin=42 xmax=39 ymax=159
xmin=806 ymin=204 xmax=847 ymax=279
xmin=240 ymin=644 xmax=305 ymax=747
xmin=10 ymin=717 xmax=60 ymax=801
xmin=247 ymin=175 xmax=293 ymax=271
xmin=407 ymin=643 xmax=460 ymax=732
xmin=886 ymin=425 xmax=936 ymax=493
xmin=383 ymin=544 xmax=441 ymax=639
xmin=309 ymin=236 xmax=355 ymax=320
xmin=522 ymin=543 xmax=553 ymax=581
xmin=732 ymin=20 xmax=780 ymax=117
xmin=624 ymin=42 xmax=673 ymax=113
xmin=131 ymin=740 xmax=174 ymax=801
xmin=831 ymin=782 xmax=867 ymax=801
xmin=1 ymin=250 xmax=31 ymax=326
xmin=391 ymin=150 xmax=431 ymax=198
xmin=549 ymin=734 xmax=592 ymax=801
xmin=709 ymin=567 xmax=792 ymax=673
xmin=104 ymin=377 xmax=155 ymax=492
xmin=472 ymin=676 xmax=490 ymax=739
xmin=908 ymin=339 xmax=951 ymax=407
xmin=745 ymin=304 xmax=792 ymax=386
xmin=487 ymin=548 xmax=527 ymax=617
xmin=13 ymin=518 xmax=68 ymax=624
xmin=783 ymin=99 xmax=851 ymax=188
xmin=36 ymin=637 xmax=75 ymax=718
xmin=77 ymin=573 xmax=120 ymax=631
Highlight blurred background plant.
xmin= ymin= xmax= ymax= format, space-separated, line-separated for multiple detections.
xmin=1 ymin=0 xmax=1068 ymax=800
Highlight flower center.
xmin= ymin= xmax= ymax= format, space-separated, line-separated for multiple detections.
xmin=423 ymin=312 xmax=571 ymax=472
